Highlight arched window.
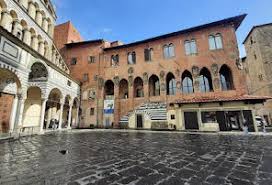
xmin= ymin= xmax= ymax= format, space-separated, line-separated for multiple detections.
xmin=134 ymin=77 xmax=144 ymax=98
xmin=111 ymin=54 xmax=119 ymax=66
xmin=144 ymin=48 xmax=153 ymax=62
xmin=104 ymin=80 xmax=114 ymax=98
xmin=209 ymin=34 xmax=223 ymax=50
xmin=181 ymin=71 xmax=194 ymax=94
xmin=199 ymin=68 xmax=213 ymax=93
xmin=163 ymin=43 xmax=175 ymax=59
xmin=166 ymin=73 xmax=176 ymax=95
xmin=29 ymin=63 xmax=48 ymax=82
xmin=149 ymin=75 xmax=160 ymax=97
xmin=128 ymin=52 xmax=136 ymax=64
xmin=184 ymin=39 xmax=197 ymax=55
xmin=119 ymin=79 xmax=129 ymax=99
xmin=220 ymin=65 xmax=234 ymax=91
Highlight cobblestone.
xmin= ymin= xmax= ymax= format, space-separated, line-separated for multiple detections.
xmin=0 ymin=131 xmax=272 ymax=184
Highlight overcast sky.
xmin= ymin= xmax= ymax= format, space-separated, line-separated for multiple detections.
xmin=52 ymin=0 xmax=272 ymax=57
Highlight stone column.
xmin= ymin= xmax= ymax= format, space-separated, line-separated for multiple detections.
xmin=48 ymin=24 xmax=54 ymax=37
xmin=75 ymin=107 xmax=80 ymax=128
xmin=58 ymin=101 xmax=64 ymax=130
xmin=51 ymin=49 xmax=56 ymax=63
xmin=40 ymin=98 xmax=47 ymax=133
xmin=35 ymin=10 xmax=43 ymax=26
xmin=31 ymin=36 xmax=39 ymax=51
xmin=42 ymin=18 xmax=48 ymax=32
xmin=46 ymin=107 xmax=52 ymax=129
xmin=67 ymin=102 xmax=73 ymax=129
xmin=38 ymin=41 xmax=45 ymax=56
xmin=12 ymin=19 xmax=23 ymax=39
xmin=0 ymin=10 xmax=13 ymax=32
xmin=9 ymin=95 xmax=19 ymax=133
xmin=19 ymin=0 xmax=29 ymax=9
xmin=28 ymin=2 xmax=36 ymax=19
xmin=16 ymin=96 xmax=26 ymax=133
xmin=23 ymin=28 xmax=32 ymax=45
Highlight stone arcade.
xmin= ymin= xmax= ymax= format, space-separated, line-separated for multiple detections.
xmin=0 ymin=0 xmax=80 ymax=136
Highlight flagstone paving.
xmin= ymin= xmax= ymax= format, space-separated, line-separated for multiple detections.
xmin=0 ymin=131 xmax=272 ymax=185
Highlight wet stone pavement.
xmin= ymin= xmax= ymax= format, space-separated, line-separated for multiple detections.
xmin=1 ymin=131 xmax=272 ymax=185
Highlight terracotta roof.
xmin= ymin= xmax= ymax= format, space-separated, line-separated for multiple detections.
xmin=172 ymin=95 xmax=271 ymax=104
xmin=104 ymin=14 xmax=247 ymax=51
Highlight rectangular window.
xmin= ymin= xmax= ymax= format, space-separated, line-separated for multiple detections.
xmin=88 ymin=56 xmax=95 ymax=64
xmin=201 ymin=112 xmax=217 ymax=123
xmin=90 ymin=108 xmax=95 ymax=116
xmin=171 ymin=115 xmax=176 ymax=120
xmin=83 ymin=73 xmax=89 ymax=82
xmin=70 ymin=57 xmax=77 ymax=65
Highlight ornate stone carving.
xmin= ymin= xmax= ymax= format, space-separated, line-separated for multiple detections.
xmin=176 ymin=81 xmax=181 ymax=90
xmin=128 ymin=67 xmax=134 ymax=74
xmin=143 ymin=72 xmax=148 ymax=85
xmin=161 ymin=83 xmax=166 ymax=91
xmin=160 ymin=71 xmax=165 ymax=79
xmin=128 ymin=76 xmax=134 ymax=86
xmin=29 ymin=63 xmax=48 ymax=82
xmin=192 ymin=66 xmax=199 ymax=77
xmin=113 ymin=76 xmax=120 ymax=87
xmin=175 ymin=69 xmax=180 ymax=77
xmin=213 ymin=78 xmax=220 ymax=90
xmin=194 ymin=80 xmax=200 ymax=92
xmin=211 ymin=63 xmax=219 ymax=76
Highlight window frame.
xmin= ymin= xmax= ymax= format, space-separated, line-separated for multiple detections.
xmin=163 ymin=43 xmax=175 ymax=59
xmin=70 ymin=57 xmax=77 ymax=65
xmin=128 ymin=52 xmax=136 ymax=65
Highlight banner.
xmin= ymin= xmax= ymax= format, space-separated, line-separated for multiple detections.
xmin=104 ymin=100 xmax=114 ymax=114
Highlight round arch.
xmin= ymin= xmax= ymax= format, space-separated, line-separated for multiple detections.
xmin=166 ymin=72 xmax=176 ymax=95
xmin=22 ymin=86 xmax=42 ymax=128
xmin=119 ymin=79 xmax=129 ymax=99
xmin=29 ymin=62 xmax=48 ymax=82
xmin=134 ymin=77 xmax=144 ymax=98
xmin=104 ymin=80 xmax=114 ymax=98
xmin=199 ymin=67 xmax=213 ymax=93
xmin=219 ymin=64 xmax=234 ymax=91
xmin=149 ymin=74 xmax=160 ymax=97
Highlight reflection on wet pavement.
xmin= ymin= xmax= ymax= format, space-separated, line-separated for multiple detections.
xmin=0 ymin=131 xmax=272 ymax=185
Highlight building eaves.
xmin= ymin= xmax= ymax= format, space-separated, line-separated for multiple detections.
xmin=104 ymin=14 xmax=247 ymax=51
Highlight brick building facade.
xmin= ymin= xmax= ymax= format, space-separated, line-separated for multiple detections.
xmin=55 ymin=14 xmax=269 ymax=132
xmin=243 ymin=23 xmax=272 ymax=124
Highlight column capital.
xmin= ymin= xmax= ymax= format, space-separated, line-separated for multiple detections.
xmin=1 ymin=9 xmax=9 ymax=14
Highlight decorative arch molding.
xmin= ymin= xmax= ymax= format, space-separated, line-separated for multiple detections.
xmin=0 ymin=61 xmax=23 ymax=88
xmin=28 ymin=62 xmax=49 ymax=82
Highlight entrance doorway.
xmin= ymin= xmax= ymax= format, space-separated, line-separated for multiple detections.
xmin=184 ymin=112 xmax=199 ymax=130
xmin=136 ymin=114 xmax=143 ymax=128
xmin=216 ymin=111 xmax=255 ymax=132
